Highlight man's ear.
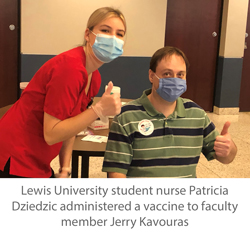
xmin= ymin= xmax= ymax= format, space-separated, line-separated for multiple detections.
xmin=148 ymin=69 xmax=154 ymax=83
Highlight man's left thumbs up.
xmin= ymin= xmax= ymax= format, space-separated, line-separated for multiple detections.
xmin=214 ymin=121 xmax=232 ymax=157
xmin=220 ymin=121 xmax=231 ymax=136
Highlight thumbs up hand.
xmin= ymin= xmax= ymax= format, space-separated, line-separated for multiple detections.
xmin=92 ymin=81 xmax=121 ymax=120
xmin=104 ymin=81 xmax=114 ymax=95
xmin=214 ymin=121 xmax=232 ymax=158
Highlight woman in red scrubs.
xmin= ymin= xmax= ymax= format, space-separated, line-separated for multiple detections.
xmin=0 ymin=7 xmax=126 ymax=178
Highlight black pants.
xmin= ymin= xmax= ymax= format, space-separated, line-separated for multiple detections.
xmin=0 ymin=158 xmax=55 ymax=178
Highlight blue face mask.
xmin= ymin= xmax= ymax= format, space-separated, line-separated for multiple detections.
xmin=155 ymin=74 xmax=187 ymax=102
xmin=90 ymin=31 xmax=124 ymax=63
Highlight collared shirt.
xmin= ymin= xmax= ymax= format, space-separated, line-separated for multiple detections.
xmin=102 ymin=89 xmax=219 ymax=178
xmin=0 ymin=46 xmax=101 ymax=177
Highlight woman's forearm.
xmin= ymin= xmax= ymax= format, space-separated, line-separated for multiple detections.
xmin=44 ymin=108 xmax=98 ymax=145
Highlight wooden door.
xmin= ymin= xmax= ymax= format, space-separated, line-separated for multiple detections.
xmin=239 ymin=2 xmax=250 ymax=111
xmin=165 ymin=0 xmax=222 ymax=111
xmin=0 ymin=0 xmax=20 ymax=108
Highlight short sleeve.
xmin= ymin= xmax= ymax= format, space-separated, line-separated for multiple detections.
xmin=202 ymin=113 xmax=219 ymax=161
xmin=102 ymin=115 xmax=133 ymax=175
xmin=44 ymin=57 xmax=87 ymax=120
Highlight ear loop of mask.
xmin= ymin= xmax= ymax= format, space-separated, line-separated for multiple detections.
xmin=151 ymin=72 xmax=160 ymax=92
xmin=154 ymin=73 xmax=161 ymax=80
xmin=90 ymin=30 xmax=97 ymax=37
xmin=87 ymin=30 xmax=96 ymax=47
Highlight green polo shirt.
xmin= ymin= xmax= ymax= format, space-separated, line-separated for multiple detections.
xmin=102 ymin=89 xmax=219 ymax=178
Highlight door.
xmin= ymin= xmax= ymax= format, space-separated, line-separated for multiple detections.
xmin=165 ymin=0 xmax=222 ymax=111
xmin=239 ymin=2 xmax=250 ymax=111
xmin=0 ymin=0 xmax=20 ymax=108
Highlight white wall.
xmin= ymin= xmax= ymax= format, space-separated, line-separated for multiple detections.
xmin=219 ymin=0 xmax=249 ymax=58
xmin=21 ymin=0 xmax=167 ymax=57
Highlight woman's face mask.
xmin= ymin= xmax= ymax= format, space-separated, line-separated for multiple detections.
xmin=154 ymin=73 xmax=187 ymax=102
xmin=90 ymin=31 xmax=124 ymax=63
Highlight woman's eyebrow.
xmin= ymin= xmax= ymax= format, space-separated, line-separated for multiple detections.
xmin=100 ymin=24 xmax=125 ymax=33
xmin=100 ymin=24 xmax=111 ymax=28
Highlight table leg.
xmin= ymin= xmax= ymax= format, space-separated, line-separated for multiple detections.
xmin=81 ymin=155 xmax=89 ymax=178
xmin=71 ymin=152 xmax=79 ymax=178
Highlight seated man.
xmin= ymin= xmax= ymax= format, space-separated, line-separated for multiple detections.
xmin=102 ymin=46 xmax=237 ymax=178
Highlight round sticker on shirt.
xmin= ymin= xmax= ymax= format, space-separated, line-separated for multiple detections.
xmin=138 ymin=119 xmax=154 ymax=136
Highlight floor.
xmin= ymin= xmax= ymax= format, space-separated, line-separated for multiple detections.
xmin=197 ymin=112 xmax=250 ymax=178
xmin=51 ymin=112 xmax=250 ymax=178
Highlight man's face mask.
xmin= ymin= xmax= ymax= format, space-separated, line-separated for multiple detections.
xmin=90 ymin=31 xmax=124 ymax=63
xmin=154 ymin=74 xmax=187 ymax=102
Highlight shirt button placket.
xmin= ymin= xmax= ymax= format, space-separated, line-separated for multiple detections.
xmin=164 ymin=119 xmax=167 ymax=135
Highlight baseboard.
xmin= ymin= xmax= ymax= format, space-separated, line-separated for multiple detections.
xmin=213 ymin=106 xmax=239 ymax=115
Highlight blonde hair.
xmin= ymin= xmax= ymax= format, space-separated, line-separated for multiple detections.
xmin=83 ymin=7 xmax=126 ymax=45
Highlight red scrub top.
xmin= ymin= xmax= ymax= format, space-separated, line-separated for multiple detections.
xmin=0 ymin=46 xmax=101 ymax=177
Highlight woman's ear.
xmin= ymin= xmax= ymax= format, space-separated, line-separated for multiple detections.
xmin=84 ymin=28 xmax=90 ymax=43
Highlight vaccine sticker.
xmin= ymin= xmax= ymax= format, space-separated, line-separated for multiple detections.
xmin=138 ymin=119 xmax=154 ymax=136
